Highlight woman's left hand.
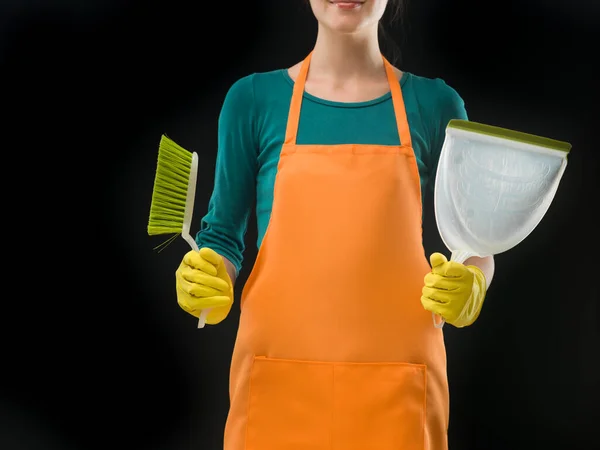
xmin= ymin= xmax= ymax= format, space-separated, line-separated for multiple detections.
xmin=420 ymin=252 xmax=487 ymax=328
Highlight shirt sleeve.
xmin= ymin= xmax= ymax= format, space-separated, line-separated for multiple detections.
xmin=428 ymin=79 xmax=469 ymax=194
xmin=195 ymin=74 xmax=258 ymax=275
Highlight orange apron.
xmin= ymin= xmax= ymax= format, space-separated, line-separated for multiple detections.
xmin=224 ymin=52 xmax=449 ymax=450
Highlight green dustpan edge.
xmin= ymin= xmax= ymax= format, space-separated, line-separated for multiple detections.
xmin=447 ymin=119 xmax=572 ymax=154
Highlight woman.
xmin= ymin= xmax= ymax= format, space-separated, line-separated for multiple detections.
xmin=175 ymin=0 xmax=495 ymax=449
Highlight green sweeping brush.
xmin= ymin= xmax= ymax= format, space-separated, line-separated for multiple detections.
xmin=147 ymin=134 xmax=209 ymax=328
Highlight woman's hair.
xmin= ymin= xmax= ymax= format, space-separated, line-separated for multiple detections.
xmin=379 ymin=0 xmax=406 ymax=65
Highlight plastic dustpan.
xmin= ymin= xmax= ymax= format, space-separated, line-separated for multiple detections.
xmin=432 ymin=119 xmax=572 ymax=328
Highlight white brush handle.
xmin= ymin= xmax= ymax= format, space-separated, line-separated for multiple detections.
xmin=431 ymin=250 xmax=477 ymax=329
xmin=182 ymin=234 xmax=210 ymax=329
xmin=181 ymin=152 xmax=210 ymax=329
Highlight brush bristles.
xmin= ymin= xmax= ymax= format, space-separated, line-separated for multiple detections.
xmin=147 ymin=135 xmax=193 ymax=236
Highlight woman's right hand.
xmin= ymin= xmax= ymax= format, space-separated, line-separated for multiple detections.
xmin=175 ymin=247 xmax=234 ymax=325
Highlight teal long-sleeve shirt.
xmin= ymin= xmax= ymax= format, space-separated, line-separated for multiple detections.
xmin=195 ymin=68 xmax=468 ymax=274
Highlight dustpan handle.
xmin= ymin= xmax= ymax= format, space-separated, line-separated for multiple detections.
xmin=431 ymin=250 xmax=477 ymax=329
xmin=198 ymin=309 xmax=209 ymax=328
xmin=432 ymin=313 xmax=445 ymax=328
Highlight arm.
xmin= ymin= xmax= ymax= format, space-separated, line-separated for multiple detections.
xmin=195 ymin=75 xmax=258 ymax=288
xmin=420 ymin=80 xmax=494 ymax=326
xmin=428 ymin=78 xmax=469 ymax=197
xmin=428 ymin=81 xmax=496 ymax=292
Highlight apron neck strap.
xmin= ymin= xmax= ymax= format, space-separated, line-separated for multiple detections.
xmin=284 ymin=51 xmax=412 ymax=147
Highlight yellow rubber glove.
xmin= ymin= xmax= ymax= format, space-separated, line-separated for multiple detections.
xmin=175 ymin=247 xmax=234 ymax=325
xmin=421 ymin=252 xmax=487 ymax=328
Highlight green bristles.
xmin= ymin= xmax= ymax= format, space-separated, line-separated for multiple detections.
xmin=147 ymin=135 xmax=193 ymax=245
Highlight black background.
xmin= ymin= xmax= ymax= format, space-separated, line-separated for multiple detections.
xmin=1 ymin=1 xmax=598 ymax=449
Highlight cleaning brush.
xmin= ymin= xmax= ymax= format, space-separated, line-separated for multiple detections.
xmin=147 ymin=134 xmax=208 ymax=328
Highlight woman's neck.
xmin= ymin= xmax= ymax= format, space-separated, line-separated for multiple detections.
xmin=309 ymin=25 xmax=384 ymax=80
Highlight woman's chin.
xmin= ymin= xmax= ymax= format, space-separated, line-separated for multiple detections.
xmin=323 ymin=17 xmax=367 ymax=34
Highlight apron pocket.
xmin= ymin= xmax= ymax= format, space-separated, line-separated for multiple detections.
xmin=246 ymin=357 xmax=426 ymax=450
xmin=333 ymin=361 xmax=427 ymax=450
xmin=246 ymin=356 xmax=334 ymax=450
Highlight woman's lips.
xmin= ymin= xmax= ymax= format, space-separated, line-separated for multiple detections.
xmin=329 ymin=1 xmax=365 ymax=10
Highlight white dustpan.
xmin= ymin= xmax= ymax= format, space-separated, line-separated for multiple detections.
xmin=432 ymin=119 xmax=571 ymax=328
